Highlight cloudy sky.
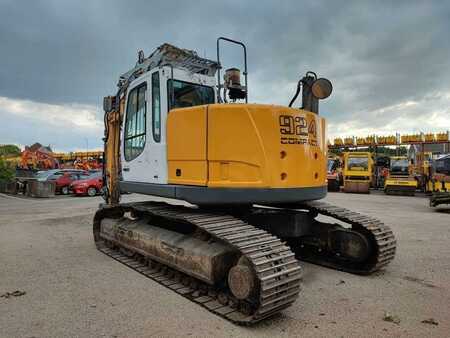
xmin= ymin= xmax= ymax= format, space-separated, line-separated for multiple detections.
xmin=1 ymin=0 xmax=450 ymax=151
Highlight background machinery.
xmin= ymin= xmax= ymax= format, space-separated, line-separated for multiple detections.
xmin=53 ymin=151 xmax=103 ymax=170
xmin=412 ymin=151 xmax=432 ymax=192
xmin=374 ymin=155 xmax=390 ymax=189
xmin=19 ymin=143 xmax=59 ymax=171
xmin=384 ymin=156 xmax=417 ymax=196
xmin=95 ymin=38 xmax=396 ymax=324
xmin=429 ymin=154 xmax=450 ymax=207
xmin=327 ymin=155 xmax=342 ymax=191
xmin=342 ymin=152 xmax=374 ymax=193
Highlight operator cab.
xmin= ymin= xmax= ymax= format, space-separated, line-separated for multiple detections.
xmin=121 ymin=64 xmax=216 ymax=184
xmin=106 ymin=38 xmax=332 ymax=200
xmin=118 ymin=39 xmax=251 ymax=187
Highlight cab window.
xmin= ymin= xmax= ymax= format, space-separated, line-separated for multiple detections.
xmin=124 ymin=83 xmax=147 ymax=161
xmin=168 ymin=79 xmax=214 ymax=109
xmin=348 ymin=157 xmax=369 ymax=170
xmin=152 ymin=72 xmax=161 ymax=142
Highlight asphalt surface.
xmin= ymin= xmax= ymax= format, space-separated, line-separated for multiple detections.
xmin=0 ymin=191 xmax=449 ymax=337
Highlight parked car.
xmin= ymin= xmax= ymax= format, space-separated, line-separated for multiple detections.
xmin=70 ymin=171 xmax=103 ymax=196
xmin=35 ymin=169 xmax=88 ymax=194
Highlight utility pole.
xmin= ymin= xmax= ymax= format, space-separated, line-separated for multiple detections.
xmin=85 ymin=138 xmax=88 ymax=160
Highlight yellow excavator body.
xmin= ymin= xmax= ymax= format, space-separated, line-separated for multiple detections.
xmin=167 ymin=104 xmax=327 ymax=189
xmin=96 ymin=39 xmax=396 ymax=325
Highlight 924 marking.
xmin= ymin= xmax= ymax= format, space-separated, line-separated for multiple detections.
xmin=279 ymin=114 xmax=317 ymax=145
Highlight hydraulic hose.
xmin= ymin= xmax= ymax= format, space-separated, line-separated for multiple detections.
xmin=288 ymin=80 xmax=302 ymax=107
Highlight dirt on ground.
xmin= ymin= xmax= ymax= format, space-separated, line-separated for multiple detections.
xmin=0 ymin=191 xmax=449 ymax=337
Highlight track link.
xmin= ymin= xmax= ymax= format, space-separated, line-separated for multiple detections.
xmin=93 ymin=202 xmax=302 ymax=325
xmin=301 ymin=201 xmax=396 ymax=274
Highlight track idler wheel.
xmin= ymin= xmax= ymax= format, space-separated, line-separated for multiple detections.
xmin=227 ymin=257 xmax=258 ymax=301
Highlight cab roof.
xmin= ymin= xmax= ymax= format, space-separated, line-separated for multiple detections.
xmin=118 ymin=43 xmax=219 ymax=89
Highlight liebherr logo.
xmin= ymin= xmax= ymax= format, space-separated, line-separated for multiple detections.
xmin=279 ymin=114 xmax=317 ymax=145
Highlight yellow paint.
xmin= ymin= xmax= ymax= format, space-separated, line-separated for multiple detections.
xmin=384 ymin=178 xmax=417 ymax=188
xmin=427 ymin=180 xmax=450 ymax=192
xmin=342 ymin=152 xmax=373 ymax=193
xmin=334 ymin=138 xmax=344 ymax=146
xmin=103 ymin=96 xmax=124 ymax=204
xmin=401 ymin=134 xmax=423 ymax=143
xmin=167 ymin=106 xmax=208 ymax=185
xmin=436 ymin=132 xmax=449 ymax=142
xmin=424 ymin=133 xmax=435 ymax=142
xmin=53 ymin=151 xmax=103 ymax=161
xmin=356 ymin=136 xmax=375 ymax=146
xmin=167 ymin=103 xmax=327 ymax=189
xmin=329 ymin=132 xmax=449 ymax=148
xmin=377 ymin=135 xmax=397 ymax=145
xmin=344 ymin=137 xmax=354 ymax=146
xmin=207 ymin=104 xmax=326 ymax=188
xmin=384 ymin=156 xmax=417 ymax=191
xmin=342 ymin=152 xmax=373 ymax=182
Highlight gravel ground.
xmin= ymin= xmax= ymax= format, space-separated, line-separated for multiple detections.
xmin=0 ymin=191 xmax=449 ymax=337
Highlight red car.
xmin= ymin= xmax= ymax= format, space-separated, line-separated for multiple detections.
xmin=70 ymin=172 xmax=103 ymax=196
xmin=36 ymin=169 xmax=88 ymax=195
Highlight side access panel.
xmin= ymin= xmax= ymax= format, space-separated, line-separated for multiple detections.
xmin=167 ymin=106 xmax=208 ymax=185
xmin=207 ymin=104 xmax=327 ymax=189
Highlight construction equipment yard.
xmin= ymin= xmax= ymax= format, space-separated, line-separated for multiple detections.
xmin=2 ymin=2 xmax=450 ymax=337
xmin=1 ymin=192 xmax=448 ymax=338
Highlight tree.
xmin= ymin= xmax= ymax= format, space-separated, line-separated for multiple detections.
xmin=0 ymin=157 xmax=15 ymax=182
xmin=0 ymin=144 xmax=21 ymax=157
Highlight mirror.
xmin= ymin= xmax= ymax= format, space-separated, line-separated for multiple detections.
xmin=311 ymin=78 xmax=333 ymax=99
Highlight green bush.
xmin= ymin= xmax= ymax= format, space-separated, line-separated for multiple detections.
xmin=0 ymin=144 xmax=21 ymax=157
xmin=0 ymin=157 xmax=15 ymax=182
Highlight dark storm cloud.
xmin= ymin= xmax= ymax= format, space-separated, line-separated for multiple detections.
xmin=1 ymin=0 xmax=450 ymax=149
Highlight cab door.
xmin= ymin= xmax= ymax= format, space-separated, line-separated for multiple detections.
xmin=145 ymin=69 xmax=168 ymax=184
xmin=121 ymin=70 xmax=168 ymax=184
xmin=121 ymin=78 xmax=149 ymax=182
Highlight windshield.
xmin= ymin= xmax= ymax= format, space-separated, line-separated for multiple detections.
xmin=168 ymin=79 xmax=215 ymax=109
xmin=435 ymin=158 xmax=450 ymax=175
xmin=347 ymin=157 xmax=369 ymax=171
xmin=390 ymin=159 xmax=409 ymax=172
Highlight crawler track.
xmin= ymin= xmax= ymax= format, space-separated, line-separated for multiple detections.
xmin=93 ymin=202 xmax=302 ymax=325
xmin=300 ymin=201 xmax=397 ymax=274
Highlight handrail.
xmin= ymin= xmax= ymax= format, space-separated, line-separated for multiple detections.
xmin=216 ymin=37 xmax=248 ymax=103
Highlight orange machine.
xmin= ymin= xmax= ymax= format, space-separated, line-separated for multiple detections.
xmin=20 ymin=143 xmax=58 ymax=170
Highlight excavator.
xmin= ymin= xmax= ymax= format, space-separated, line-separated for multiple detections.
xmin=94 ymin=38 xmax=396 ymax=324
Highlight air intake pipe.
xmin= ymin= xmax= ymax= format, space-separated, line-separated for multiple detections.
xmin=289 ymin=71 xmax=333 ymax=114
